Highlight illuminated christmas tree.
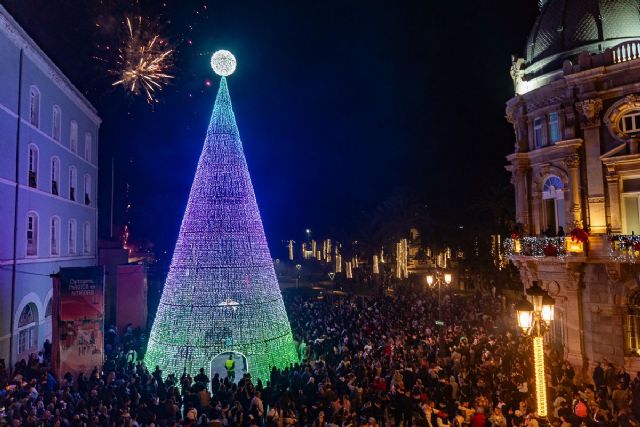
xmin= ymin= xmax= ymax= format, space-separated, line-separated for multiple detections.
xmin=145 ymin=51 xmax=298 ymax=381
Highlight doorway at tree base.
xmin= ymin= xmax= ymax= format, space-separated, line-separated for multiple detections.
xmin=210 ymin=351 xmax=248 ymax=383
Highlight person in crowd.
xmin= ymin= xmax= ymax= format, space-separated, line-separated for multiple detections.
xmin=3 ymin=285 xmax=639 ymax=426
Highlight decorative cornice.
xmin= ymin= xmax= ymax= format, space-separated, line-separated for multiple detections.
xmin=0 ymin=6 xmax=101 ymax=125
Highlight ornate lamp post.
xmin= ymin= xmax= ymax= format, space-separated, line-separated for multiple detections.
xmin=427 ymin=270 xmax=452 ymax=322
xmin=515 ymin=282 xmax=555 ymax=420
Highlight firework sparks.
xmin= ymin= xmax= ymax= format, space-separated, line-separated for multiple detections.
xmin=112 ymin=17 xmax=174 ymax=103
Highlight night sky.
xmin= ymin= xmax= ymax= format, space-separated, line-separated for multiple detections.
xmin=3 ymin=0 xmax=539 ymax=259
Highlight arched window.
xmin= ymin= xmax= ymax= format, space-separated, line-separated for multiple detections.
xmin=68 ymin=219 xmax=77 ymax=255
xmin=542 ymin=176 xmax=566 ymax=235
xmin=26 ymin=212 xmax=38 ymax=257
xmin=17 ymin=302 xmax=38 ymax=357
xmin=52 ymin=105 xmax=61 ymax=141
xmin=28 ymin=144 xmax=38 ymax=188
xmin=84 ymin=133 xmax=92 ymax=162
xmin=50 ymin=216 xmax=60 ymax=256
xmin=50 ymin=156 xmax=60 ymax=195
xmin=627 ymin=292 xmax=640 ymax=355
xmin=84 ymin=174 xmax=91 ymax=206
xmin=69 ymin=121 xmax=78 ymax=153
xmin=83 ymin=222 xmax=91 ymax=255
xmin=29 ymin=86 xmax=40 ymax=128
xmin=69 ymin=166 xmax=77 ymax=201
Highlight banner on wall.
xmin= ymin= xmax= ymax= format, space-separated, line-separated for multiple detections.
xmin=56 ymin=266 xmax=105 ymax=377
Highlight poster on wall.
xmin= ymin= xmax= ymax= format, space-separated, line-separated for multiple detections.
xmin=57 ymin=266 xmax=105 ymax=377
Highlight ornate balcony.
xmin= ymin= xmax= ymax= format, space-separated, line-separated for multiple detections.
xmin=504 ymin=237 xmax=568 ymax=258
xmin=609 ymin=235 xmax=640 ymax=263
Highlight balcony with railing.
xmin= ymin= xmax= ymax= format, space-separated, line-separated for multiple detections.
xmin=504 ymin=237 xmax=570 ymax=258
xmin=609 ymin=235 xmax=640 ymax=263
xmin=563 ymin=40 xmax=640 ymax=75
xmin=504 ymin=234 xmax=640 ymax=263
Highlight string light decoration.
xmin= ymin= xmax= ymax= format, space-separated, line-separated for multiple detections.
xmin=145 ymin=58 xmax=297 ymax=382
xmin=396 ymin=239 xmax=408 ymax=279
xmin=533 ymin=336 xmax=548 ymax=417
xmin=610 ymin=235 xmax=640 ymax=262
xmin=504 ymin=237 xmax=567 ymax=258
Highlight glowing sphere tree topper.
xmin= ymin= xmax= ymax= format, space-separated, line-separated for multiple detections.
xmin=211 ymin=50 xmax=237 ymax=76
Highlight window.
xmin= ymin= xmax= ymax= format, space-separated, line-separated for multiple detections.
xmin=542 ymin=176 xmax=566 ymax=235
xmin=70 ymin=121 xmax=78 ymax=153
xmin=52 ymin=106 xmax=61 ymax=141
xmin=84 ymin=174 xmax=91 ymax=206
xmin=17 ymin=303 xmax=38 ymax=356
xmin=83 ymin=222 xmax=91 ymax=255
xmin=84 ymin=133 xmax=92 ymax=162
xmin=621 ymin=111 xmax=640 ymax=134
xmin=68 ymin=219 xmax=77 ymax=255
xmin=69 ymin=166 xmax=77 ymax=201
xmin=26 ymin=212 xmax=38 ymax=256
xmin=28 ymin=144 xmax=38 ymax=188
xmin=534 ymin=117 xmax=544 ymax=148
xmin=50 ymin=216 xmax=60 ymax=256
xmin=50 ymin=157 xmax=60 ymax=195
xmin=622 ymin=178 xmax=640 ymax=235
xmin=549 ymin=112 xmax=561 ymax=143
xmin=29 ymin=86 xmax=40 ymax=128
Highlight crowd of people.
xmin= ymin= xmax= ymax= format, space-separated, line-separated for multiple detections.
xmin=2 ymin=286 xmax=640 ymax=426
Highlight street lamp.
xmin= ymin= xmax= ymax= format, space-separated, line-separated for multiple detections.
xmin=427 ymin=270 xmax=452 ymax=322
xmin=516 ymin=281 xmax=555 ymax=420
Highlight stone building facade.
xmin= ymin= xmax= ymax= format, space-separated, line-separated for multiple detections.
xmin=506 ymin=0 xmax=640 ymax=376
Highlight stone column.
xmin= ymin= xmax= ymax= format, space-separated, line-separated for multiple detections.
xmin=565 ymin=155 xmax=583 ymax=229
xmin=531 ymin=191 xmax=543 ymax=235
xmin=576 ymin=99 xmax=606 ymax=233
xmin=564 ymin=265 xmax=588 ymax=379
xmin=606 ymin=167 xmax=622 ymax=233
xmin=515 ymin=169 xmax=530 ymax=232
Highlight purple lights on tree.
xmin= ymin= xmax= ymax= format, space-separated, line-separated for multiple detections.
xmin=145 ymin=75 xmax=298 ymax=381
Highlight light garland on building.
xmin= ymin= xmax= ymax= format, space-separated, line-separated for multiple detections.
xmin=396 ymin=239 xmax=408 ymax=279
xmin=610 ymin=235 xmax=640 ymax=262
xmin=145 ymin=68 xmax=297 ymax=382
xmin=533 ymin=336 xmax=548 ymax=417
xmin=504 ymin=237 xmax=568 ymax=258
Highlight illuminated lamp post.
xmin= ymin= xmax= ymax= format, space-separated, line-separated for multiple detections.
xmin=426 ymin=270 xmax=452 ymax=322
xmin=515 ymin=282 xmax=555 ymax=421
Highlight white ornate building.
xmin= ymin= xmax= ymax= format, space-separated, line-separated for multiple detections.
xmin=0 ymin=5 xmax=101 ymax=368
xmin=506 ymin=0 xmax=640 ymax=376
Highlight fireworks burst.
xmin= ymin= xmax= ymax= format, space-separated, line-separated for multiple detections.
xmin=112 ymin=16 xmax=174 ymax=103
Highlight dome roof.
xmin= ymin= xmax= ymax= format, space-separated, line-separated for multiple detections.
xmin=526 ymin=0 xmax=640 ymax=71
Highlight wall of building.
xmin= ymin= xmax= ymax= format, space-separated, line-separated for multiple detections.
xmin=0 ymin=5 xmax=101 ymax=367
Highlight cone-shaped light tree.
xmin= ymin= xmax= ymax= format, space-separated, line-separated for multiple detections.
xmin=146 ymin=51 xmax=298 ymax=381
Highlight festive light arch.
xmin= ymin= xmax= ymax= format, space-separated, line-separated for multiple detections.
xmin=145 ymin=70 xmax=298 ymax=381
